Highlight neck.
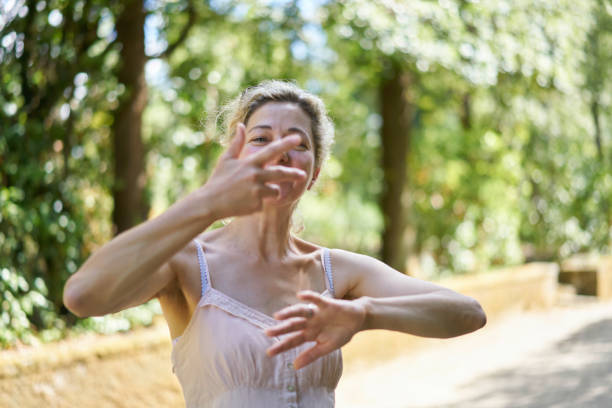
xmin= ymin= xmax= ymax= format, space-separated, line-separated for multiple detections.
xmin=225 ymin=203 xmax=298 ymax=261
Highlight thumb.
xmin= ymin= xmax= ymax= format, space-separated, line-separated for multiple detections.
xmin=224 ymin=123 xmax=246 ymax=159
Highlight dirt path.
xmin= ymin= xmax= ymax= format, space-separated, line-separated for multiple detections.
xmin=336 ymin=298 xmax=612 ymax=408
xmin=2 ymin=299 xmax=611 ymax=407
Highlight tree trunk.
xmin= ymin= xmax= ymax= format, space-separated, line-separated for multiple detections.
xmin=112 ymin=0 xmax=148 ymax=234
xmin=591 ymin=98 xmax=603 ymax=161
xmin=379 ymin=68 xmax=414 ymax=272
xmin=460 ymin=92 xmax=472 ymax=131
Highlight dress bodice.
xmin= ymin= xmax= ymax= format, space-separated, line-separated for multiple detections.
xmin=170 ymin=241 xmax=343 ymax=408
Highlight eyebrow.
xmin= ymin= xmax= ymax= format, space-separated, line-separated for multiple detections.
xmin=248 ymin=125 xmax=310 ymax=143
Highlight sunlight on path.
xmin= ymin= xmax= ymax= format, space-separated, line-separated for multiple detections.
xmin=336 ymin=300 xmax=612 ymax=408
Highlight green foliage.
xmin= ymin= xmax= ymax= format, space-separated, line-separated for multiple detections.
xmin=71 ymin=300 xmax=162 ymax=336
xmin=323 ymin=0 xmax=611 ymax=276
xmin=1 ymin=0 xmax=126 ymax=347
xmin=1 ymin=0 xmax=611 ymax=348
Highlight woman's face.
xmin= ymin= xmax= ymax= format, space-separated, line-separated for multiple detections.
xmin=240 ymin=102 xmax=319 ymax=206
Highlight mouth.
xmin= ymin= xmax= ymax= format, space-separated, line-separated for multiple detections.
xmin=267 ymin=180 xmax=302 ymax=202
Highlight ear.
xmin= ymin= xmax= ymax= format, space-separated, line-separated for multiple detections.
xmin=307 ymin=168 xmax=321 ymax=190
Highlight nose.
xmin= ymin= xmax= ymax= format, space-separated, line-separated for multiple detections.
xmin=268 ymin=134 xmax=291 ymax=165
xmin=271 ymin=147 xmax=290 ymax=165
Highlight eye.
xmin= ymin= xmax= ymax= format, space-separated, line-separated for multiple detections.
xmin=250 ymin=136 xmax=268 ymax=143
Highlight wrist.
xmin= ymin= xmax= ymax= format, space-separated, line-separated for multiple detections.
xmin=175 ymin=187 xmax=220 ymax=225
xmin=193 ymin=186 xmax=224 ymax=222
xmin=354 ymin=296 xmax=374 ymax=332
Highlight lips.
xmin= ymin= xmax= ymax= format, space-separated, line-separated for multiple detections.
xmin=266 ymin=180 xmax=303 ymax=202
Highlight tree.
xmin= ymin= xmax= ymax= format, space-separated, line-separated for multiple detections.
xmin=379 ymin=64 xmax=414 ymax=271
xmin=583 ymin=0 xmax=612 ymax=162
xmin=0 ymin=0 xmax=197 ymax=345
xmin=1 ymin=0 xmax=123 ymax=344
xmin=112 ymin=0 xmax=197 ymax=234
xmin=322 ymin=0 xmax=603 ymax=275
xmin=110 ymin=0 xmax=149 ymax=234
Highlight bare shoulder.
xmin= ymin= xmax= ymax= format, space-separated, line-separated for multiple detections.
xmin=326 ymin=249 xmax=384 ymax=300
xmin=329 ymin=248 xmax=385 ymax=269
xmin=290 ymin=235 xmax=323 ymax=254
xmin=328 ymin=248 xmax=448 ymax=300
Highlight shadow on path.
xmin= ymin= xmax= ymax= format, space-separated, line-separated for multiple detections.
xmin=438 ymin=319 xmax=612 ymax=408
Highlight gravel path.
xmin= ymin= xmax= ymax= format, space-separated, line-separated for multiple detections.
xmin=336 ymin=299 xmax=612 ymax=408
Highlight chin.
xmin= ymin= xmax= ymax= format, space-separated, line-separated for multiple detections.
xmin=265 ymin=181 xmax=307 ymax=207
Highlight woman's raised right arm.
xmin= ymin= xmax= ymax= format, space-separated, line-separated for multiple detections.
xmin=62 ymin=188 xmax=217 ymax=317
xmin=63 ymin=125 xmax=306 ymax=317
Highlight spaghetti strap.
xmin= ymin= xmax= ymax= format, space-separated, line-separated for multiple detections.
xmin=194 ymin=239 xmax=211 ymax=296
xmin=321 ymin=248 xmax=335 ymax=297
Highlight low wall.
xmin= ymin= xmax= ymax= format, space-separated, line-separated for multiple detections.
xmin=560 ymin=255 xmax=612 ymax=299
xmin=0 ymin=322 xmax=170 ymax=379
xmin=598 ymin=256 xmax=612 ymax=299
xmin=438 ymin=262 xmax=559 ymax=315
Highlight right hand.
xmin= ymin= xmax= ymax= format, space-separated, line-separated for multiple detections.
xmin=200 ymin=123 xmax=307 ymax=219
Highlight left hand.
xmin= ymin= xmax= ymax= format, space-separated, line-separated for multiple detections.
xmin=264 ymin=290 xmax=367 ymax=370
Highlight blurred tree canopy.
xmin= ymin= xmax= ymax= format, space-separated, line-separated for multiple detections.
xmin=1 ymin=0 xmax=611 ymax=347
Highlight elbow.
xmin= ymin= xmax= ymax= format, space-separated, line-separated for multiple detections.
xmin=439 ymin=293 xmax=486 ymax=338
xmin=442 ymin=296 xmax=486 ymax=338
xmin=63 ymin=282 xmax=87 ymax=318
xmin=63 ymin=277 xmax=98 ymax=318
xmin=466 ymin=297 xmax=487 ymax=333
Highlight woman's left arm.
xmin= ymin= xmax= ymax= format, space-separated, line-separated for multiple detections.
xmin=265 ymin=249 xmax=486 ymax=369
xmin=336 ymin=249 xmax=487 ymax=337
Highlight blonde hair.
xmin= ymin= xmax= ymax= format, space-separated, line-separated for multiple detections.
xmin=216 ymin=80 xmax=334 ymax=169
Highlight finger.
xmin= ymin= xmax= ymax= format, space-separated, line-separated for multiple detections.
xmin=266 ymin=332 xmax=306 ymax=357
xmin=259 ymin=183 xmax=280 ymax=199
xmin=223 ymin=123 xmax=246 ymax=159
xmin=274 ymin=303 xmax=318 ymax=320
xmin=264 ymin=317 xmax=308 ymax=337
xmin=294 ymin=342 xmax=335 ymax=370
xmin=258 ymin=166 xmax=307 ymax=183
xmin=250 ymin=135 xmax=301 ymax=166
xmin=296 ymin=290 xmax=328 ymax=307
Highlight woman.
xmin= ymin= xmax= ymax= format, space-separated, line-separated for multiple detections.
xmin=63 ymin=80 xmax=486 ymax=407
